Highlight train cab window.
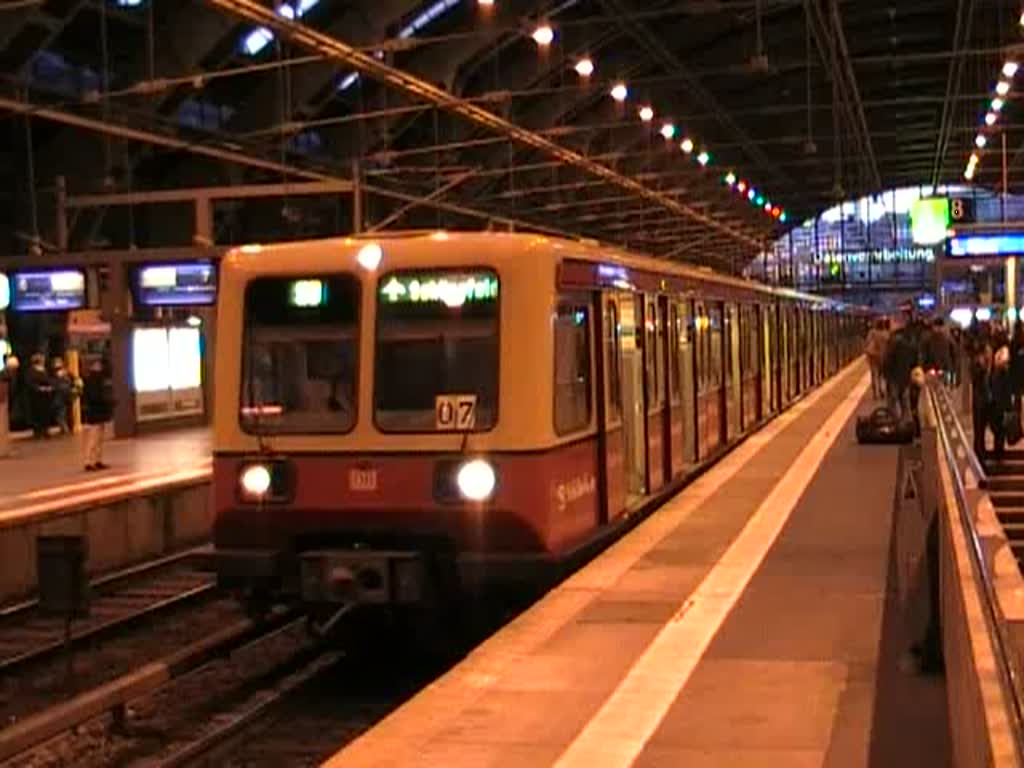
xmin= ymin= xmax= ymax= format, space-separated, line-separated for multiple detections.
xmin=554 ymin=301 xmax=592 ymax=435
xmin=241 ymin=275 xmax=360 ymax=434
xmin=375 ymin=269 xmax=499 ymax=432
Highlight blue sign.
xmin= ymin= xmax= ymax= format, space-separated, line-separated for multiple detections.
xmin=948 ymin=232 xmax=1024 ymax=258
xmin=0 ymin=273 xmax=8 ymax=311
xmin=136 ymin=263 xmax=216 ymax=306
xmin=12 ymin=270 xmax=86 ymax=311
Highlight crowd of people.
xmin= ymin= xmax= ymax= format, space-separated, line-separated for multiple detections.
xmin=864 ymin=312 xmax=1024 ymax=462
xmin=1 ymin=352 xmax=114 ymax=470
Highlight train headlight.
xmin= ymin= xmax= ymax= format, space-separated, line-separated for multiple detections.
xmin=456 ymin=459 xmax=496 ymax=501
xmin=240 ymin=464 xmax=272 ymax=498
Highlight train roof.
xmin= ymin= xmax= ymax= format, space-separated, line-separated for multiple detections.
xmin=223 ymin=230 xmax=864 ymax=312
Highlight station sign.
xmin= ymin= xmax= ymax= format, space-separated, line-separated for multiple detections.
xmin=135 ymin=263 xmax=216 ymax=306
xmin=947 ymin=232 xmax=1024 ymax=259
xmin=949 ymin=196 xmax=975 ymax=224
xmin=10 ymin=269 xmax=86 ymax=311
xmin=379 ymin=272 xmax=499 ymax=308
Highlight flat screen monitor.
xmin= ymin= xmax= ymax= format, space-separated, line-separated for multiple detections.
xmin=136 ymin=263 xmax=216 ymax=306
xmin=0 ymin=273 xmax=9 ymax=311
xmin=947 ymin=232 xmax=1024 ymax=259
xmin=11 ymin=270 xmax=86 ymax=311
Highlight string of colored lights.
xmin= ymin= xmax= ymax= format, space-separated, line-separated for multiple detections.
xmin=546 ymin=25 xmax=784 ymax=222
xmin=963 ymin=14 xmax=1022 ymax=182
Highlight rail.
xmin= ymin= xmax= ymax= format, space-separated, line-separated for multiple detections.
xmin=925 ymin=378 xmax=1024 ymax=766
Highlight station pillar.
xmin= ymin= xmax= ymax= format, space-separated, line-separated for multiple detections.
xmin=104 ymin=262 xmax=135 ymax=439
xmin=1007 ymin=257 xmax=1018 ymax=319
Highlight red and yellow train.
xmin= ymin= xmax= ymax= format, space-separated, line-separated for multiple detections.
xmin=211 ymin=231 xmax=866 ymax=614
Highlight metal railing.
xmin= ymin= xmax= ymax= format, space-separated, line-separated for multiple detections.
xmin=925 ymin=378 xmax=1024 ymax=766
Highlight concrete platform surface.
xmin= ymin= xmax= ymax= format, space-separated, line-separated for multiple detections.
xmin=0 ymin=427 xmax=210 ymax=514
xmin=325 ymin=361 xmax=951 ymax=768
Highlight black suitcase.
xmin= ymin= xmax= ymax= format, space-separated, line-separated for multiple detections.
xmin=856 ymin=407 xmax=914 ymax=444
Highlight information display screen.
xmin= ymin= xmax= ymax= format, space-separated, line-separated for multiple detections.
xmin=11 ymin=270 xmax=86 ymax=311
xmin=948 ymin=233 xmax=1024 ymax=258
xmin=132 ymin=326 xmax=202 ymax=393
xmin=0 ymin=273 xmax=9 ymax=311
xmin=136 ymin=263 xmax=216 ymax=306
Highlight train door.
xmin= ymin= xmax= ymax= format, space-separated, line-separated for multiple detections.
xmin=667 ymin=300 xmax=685 ymax=480
xmin=724 ymin=302 xmax=739 ymax=441
xmin=694 ymin=301 xmax=710 ymax=460
xmin=678 ymin=300 xmax=697 ymax=466
xmin=709 ymin=302 xmax=726 ymax=451
xmin=643 ymin=296 xmax=665 ymax=493
xmin=618 ymin=293 xmax=647 ymax=503
xmin=600 ymin=294 xmax=626 ymax=520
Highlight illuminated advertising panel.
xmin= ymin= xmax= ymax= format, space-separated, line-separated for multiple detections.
xmin=11 ymin=270 xmax=85 ymax=311
xmin=947 ymin=233 xmax=1024 ymax=258
xmin=136 ymin=263 xmax=216 ymax=306
xmin=909 ymin=198 xmax=950 ymax=245
xmin=0 ymin=273 xmax=8 ymax=311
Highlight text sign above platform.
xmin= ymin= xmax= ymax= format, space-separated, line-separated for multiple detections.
xmin=947 ymin=233 xmax=1024 ymax=259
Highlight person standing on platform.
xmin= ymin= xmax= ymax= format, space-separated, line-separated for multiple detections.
xmin=924 ymin=318 xmax=954 ymax=385
xmin=971 ymin=335 xmax=995 ymax=461
xmin=81 ymin=357 xmax=113 ymax=471
xmin=26 ymin=353 xmax=53 ymax=439
xmin=883 ymin=323 xmax=919 ymax=422
xmin=989 ymin=345 xmax=1015 ymax=462
xmin=1010 ymin=322 xmax=1024 ymax=410
xmin=864 ymin=319 xmax=889 ymax=400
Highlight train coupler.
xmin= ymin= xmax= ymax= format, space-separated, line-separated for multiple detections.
xmin=299 ymin=550 xmax=425 ymax=605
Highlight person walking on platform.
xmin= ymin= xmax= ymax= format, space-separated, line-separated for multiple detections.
xmin=883 ymin=323 xmax=919 ymax=422
xmin=81 ymin=357 xmax=113 ymax=471
xmin=990 ymin=346 xmax=1015 ymax=462
xmin=923 ymin=318 xmax=954 ymax=385
xmin=864 ymin=319 xmax=889 ymax=399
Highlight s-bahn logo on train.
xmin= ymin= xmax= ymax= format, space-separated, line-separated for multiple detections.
xmin=554 ymin=473 xmax=597 ymax=512
xmin=348 ymin=465 xmax=378 ymax=492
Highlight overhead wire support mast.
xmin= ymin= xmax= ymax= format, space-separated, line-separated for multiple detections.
xmin=203 ymin=0 xmax=762 ymax=250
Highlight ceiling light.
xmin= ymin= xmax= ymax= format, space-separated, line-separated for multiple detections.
xmin=724 ymin=172 xmax=737 ymax=186
xmin=747 ymin=189 xmax=756 ymax=201
xmin=772 ymin=207 xmax=781 ymax=218
xmin=755 ymin=195 xmax=765 ymax=205
xmin=660 ymin=123 xmax=676 ymax=140
xmin=976 ymin=134 xmax=988 ymax=148
xmin=610 ymin=82 xmax=628 ymax=102
xmin=478 ymin=0 xmax=494 ymax=5
xmin=680 ymin=138 xmax=694 ymax=153
xmin=1004 ymin=61 xmax=1019 ymax=78
xmin=1020 ymin=10 xmax=1024 ymax=26
xmin=970 ymin=152 xmax=979 ymax=165
xmin=779 ymin=212 xmax=788 ymax=223
xmin=986 ymin=112 xmax=998 ymax=126
xmin=997 ymin=80 xmax=1011 ymax=96
xmin=964 ymin=165 xmax=976 ymax=180
xmin=574 ymin=57 xmax=594 ymax=77
xmin=532 ymin=24 xmax=554 ymax=46
xmin=697 ymin=151 xmax=710 ymax=166
xmin=993 ymin=97 xmax=1006 ymax=111
xmin=639 ymin=106 xmax=654 ymax=122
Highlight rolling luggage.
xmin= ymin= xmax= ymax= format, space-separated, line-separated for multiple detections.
xmin=856 ymin=406 xmax=914 ymax=444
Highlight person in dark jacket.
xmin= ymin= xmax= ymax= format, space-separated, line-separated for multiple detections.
xmin=50 ymin=358 xmax=72 ymax=435
xmin=1010 ymin=321 xmax=1024 ymax=408
xmin=971 ymin=338 xmax=994 ymax=460
xmin=989 ymin=345 xmax=1015 ymax=462
xmin=25 ymin=353 xmax=53 ymax=439
xmin=884 ymin=324 xmax=920 ymax=421
xmin=81 ymin=357 xmax=113 ymax=471
xmin=924 ymin=318 xmax=954 ymax=379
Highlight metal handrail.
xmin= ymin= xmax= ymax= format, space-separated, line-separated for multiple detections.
xmin=927 ymin=379 xmax=1024 ymax=761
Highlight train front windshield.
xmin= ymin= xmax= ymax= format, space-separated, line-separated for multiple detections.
xmin=375 ymin=270 xmax=499 ymax=432
xmin=241 ymin=275 xmax=359 ymax=434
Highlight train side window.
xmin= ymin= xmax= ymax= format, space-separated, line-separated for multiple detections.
xmin=655 ymin=301 xmax=666 ymax=407
xmin=669 ymin=304 xmax=680 ymax=403
xmin=644 ymin=299 xmax=660 ymax=408
xmin=604 ymin=300 xmax=622 ymax=421
xmin=709 ymin=305 xmax=723 ymax=389
xmin=554 ymin=301 xmax=593 ymax=435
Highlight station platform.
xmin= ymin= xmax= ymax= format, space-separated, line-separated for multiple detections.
xmin=326 ymin=362 xmax=951 ymax=768
xmin=0 ymin=427 xmax=210 ymax=516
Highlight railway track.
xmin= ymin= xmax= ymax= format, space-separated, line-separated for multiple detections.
xmin=0 ymin=547 xmax=216 ymax=675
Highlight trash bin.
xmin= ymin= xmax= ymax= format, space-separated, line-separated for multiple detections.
xmin=36 ymin=536 xmax=89 ymax=618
